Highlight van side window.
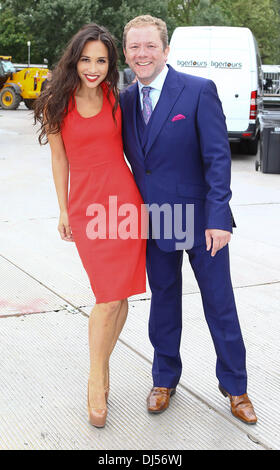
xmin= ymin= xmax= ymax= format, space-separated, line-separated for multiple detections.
xmin=256 ymin=53 xmax=263 ymax=91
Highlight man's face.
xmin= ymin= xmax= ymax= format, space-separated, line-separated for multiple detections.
xmin=124 ymin=25 xmax=169 ymax=85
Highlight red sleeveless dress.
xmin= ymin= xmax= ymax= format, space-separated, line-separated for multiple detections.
xmin=61 ymin=84 xmax=146 ymax=303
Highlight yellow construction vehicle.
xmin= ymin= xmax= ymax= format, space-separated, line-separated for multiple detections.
xmin=0 ymin=55 xmax=48 ymax=110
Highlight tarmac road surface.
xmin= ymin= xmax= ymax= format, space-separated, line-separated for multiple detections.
xmin=0 ymin=104 xmax=280 ymax=450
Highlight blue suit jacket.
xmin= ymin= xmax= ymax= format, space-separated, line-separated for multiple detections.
xmin=120 ymin=65 xmax=235 ymax=252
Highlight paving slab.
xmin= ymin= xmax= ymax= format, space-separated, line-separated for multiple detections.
xmin=0 ymin=106 xmax=279 ymax=450
xmin=0 ymin=310 xmax=264 ymax=450
xmin=0 ymin=219 xmax=149 ymax=307
xmin=112 ymin=282 xmax=280 ymax=450
xmin=0 ymin=255 xmax=65 ymax=316
xmin=0 ymin=211 xmax=279 ymax=312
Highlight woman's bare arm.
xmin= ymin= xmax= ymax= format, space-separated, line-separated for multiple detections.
xmin=48 ymin=132 xmax=74 ymax=242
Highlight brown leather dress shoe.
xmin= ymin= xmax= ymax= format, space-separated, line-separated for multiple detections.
xmin=219 ymin=384 xmax=257 ymax=424
xmin=147 ymin=387 xmax=176 ymax=414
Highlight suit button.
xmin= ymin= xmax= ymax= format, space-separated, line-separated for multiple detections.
xmin=146 ymin=170 xmax=151 ymax=175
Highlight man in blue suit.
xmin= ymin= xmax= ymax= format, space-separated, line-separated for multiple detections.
xmin=120 ymin=15 xmax=257 ymax=424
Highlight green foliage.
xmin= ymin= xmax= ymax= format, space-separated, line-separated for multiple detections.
xmin=191 ymin=0 xmax=232 ymax=26
xmin=168 ymin=0 xmax=280 ymax=63
xmin=19 ymin=0 xmax=99 ymax=66
xmin=0 ymin=0 xmax=170 ymax=66
xmin=218 ymin=0 xmax=280 ymax=64
xmin=95 ymin=0 xmax=172 ymax=62
xmin=168 ymin=0 xmax=200 ymax=24
xmin=0 ymin=0 xmax=279 ymax=66
xmin=0 ymin=4 xmax=30 ymax=62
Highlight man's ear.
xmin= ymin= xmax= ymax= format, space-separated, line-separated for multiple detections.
xmin=164 ymin=45 xmax=170 ymax=62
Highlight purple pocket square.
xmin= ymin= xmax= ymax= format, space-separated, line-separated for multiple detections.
xmin=171 ymin=114 xmax=186 ymax=122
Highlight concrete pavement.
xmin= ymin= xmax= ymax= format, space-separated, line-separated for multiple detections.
xmin=0 ymin=104 xmax=279 ymax=450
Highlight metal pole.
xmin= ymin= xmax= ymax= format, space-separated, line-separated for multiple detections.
xmin=27 ymin=41 xmax=31 ymax=67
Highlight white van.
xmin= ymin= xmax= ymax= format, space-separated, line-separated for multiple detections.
xmin=168 ymin=26 xmax=263 ymax=155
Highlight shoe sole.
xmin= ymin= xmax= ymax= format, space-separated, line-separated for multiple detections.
xmin=230 ymin=412 xmax=257 ymax=425
xmin=89 ymin=421 xmax=106 ymax=428
xmin=147 ymin=389 xmax=176 ymax=414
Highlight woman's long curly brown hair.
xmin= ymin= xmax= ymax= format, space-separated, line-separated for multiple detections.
xmin=34 ymin=23 xmax=119 ymax=145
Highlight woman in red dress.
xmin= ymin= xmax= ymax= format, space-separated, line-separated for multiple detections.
xmin=34 ymin=24 xmax=146 ymax=428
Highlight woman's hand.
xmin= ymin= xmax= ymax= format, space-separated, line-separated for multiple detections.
xmin=58 ymin=210 xmax=74 ymax=242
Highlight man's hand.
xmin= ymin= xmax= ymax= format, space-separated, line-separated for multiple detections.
xmin=205 ymin=229 xmax=231 ymax=257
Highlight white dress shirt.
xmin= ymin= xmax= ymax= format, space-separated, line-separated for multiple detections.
xmin=138 ymin=64 xmax=169 ymax=111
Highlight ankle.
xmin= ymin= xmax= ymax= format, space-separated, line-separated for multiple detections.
xmin=88 ymin=376 xmax=105 ymax=388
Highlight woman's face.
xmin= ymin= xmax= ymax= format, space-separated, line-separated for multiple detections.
xmin=77 ymin=40 xmax=109 ymax=89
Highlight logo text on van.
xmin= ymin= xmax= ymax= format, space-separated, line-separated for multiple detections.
xmin=211 ymin=61 xmax=242 ymax=69
xmin=177 ymin=60 xmax=207 ymax=68
xmin=177 ymin=59 xmax=242 ymax=69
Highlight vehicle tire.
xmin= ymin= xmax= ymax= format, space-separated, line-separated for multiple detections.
xmin=0 ymin=87 xmax=21 ymax=110
xmin=246 ymin=136 xmax=259 ymax=156
xmin=24 ymin=99 xmax=36 ymax=110
xmin=255 ymin=160 xmax=260 ymax=171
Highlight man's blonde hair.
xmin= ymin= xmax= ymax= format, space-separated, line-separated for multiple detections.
xmin=123 ymin=15 xmax=168 ymax=50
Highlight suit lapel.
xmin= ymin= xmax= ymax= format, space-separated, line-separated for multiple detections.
xmin=145 ymin=66 xmax=185 ymax=158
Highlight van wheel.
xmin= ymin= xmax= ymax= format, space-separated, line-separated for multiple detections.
xmin=0 ymin=87 xmax=21 ymax=110
xmin=246 ymin=136 xmax=259 ymax=155
xmin=255 ymin=160 xmax=260 ymax=171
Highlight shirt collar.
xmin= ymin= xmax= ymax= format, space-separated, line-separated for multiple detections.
xmin=138 ymin=64 xmax=169 ymax=94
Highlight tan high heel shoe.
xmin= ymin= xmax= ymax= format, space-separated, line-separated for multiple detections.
xmin=87 ymin=383 xmax=107 ymax=428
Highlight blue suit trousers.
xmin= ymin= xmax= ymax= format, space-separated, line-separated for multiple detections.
xmin=146 ymin=237 xmax=248 ymax=396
